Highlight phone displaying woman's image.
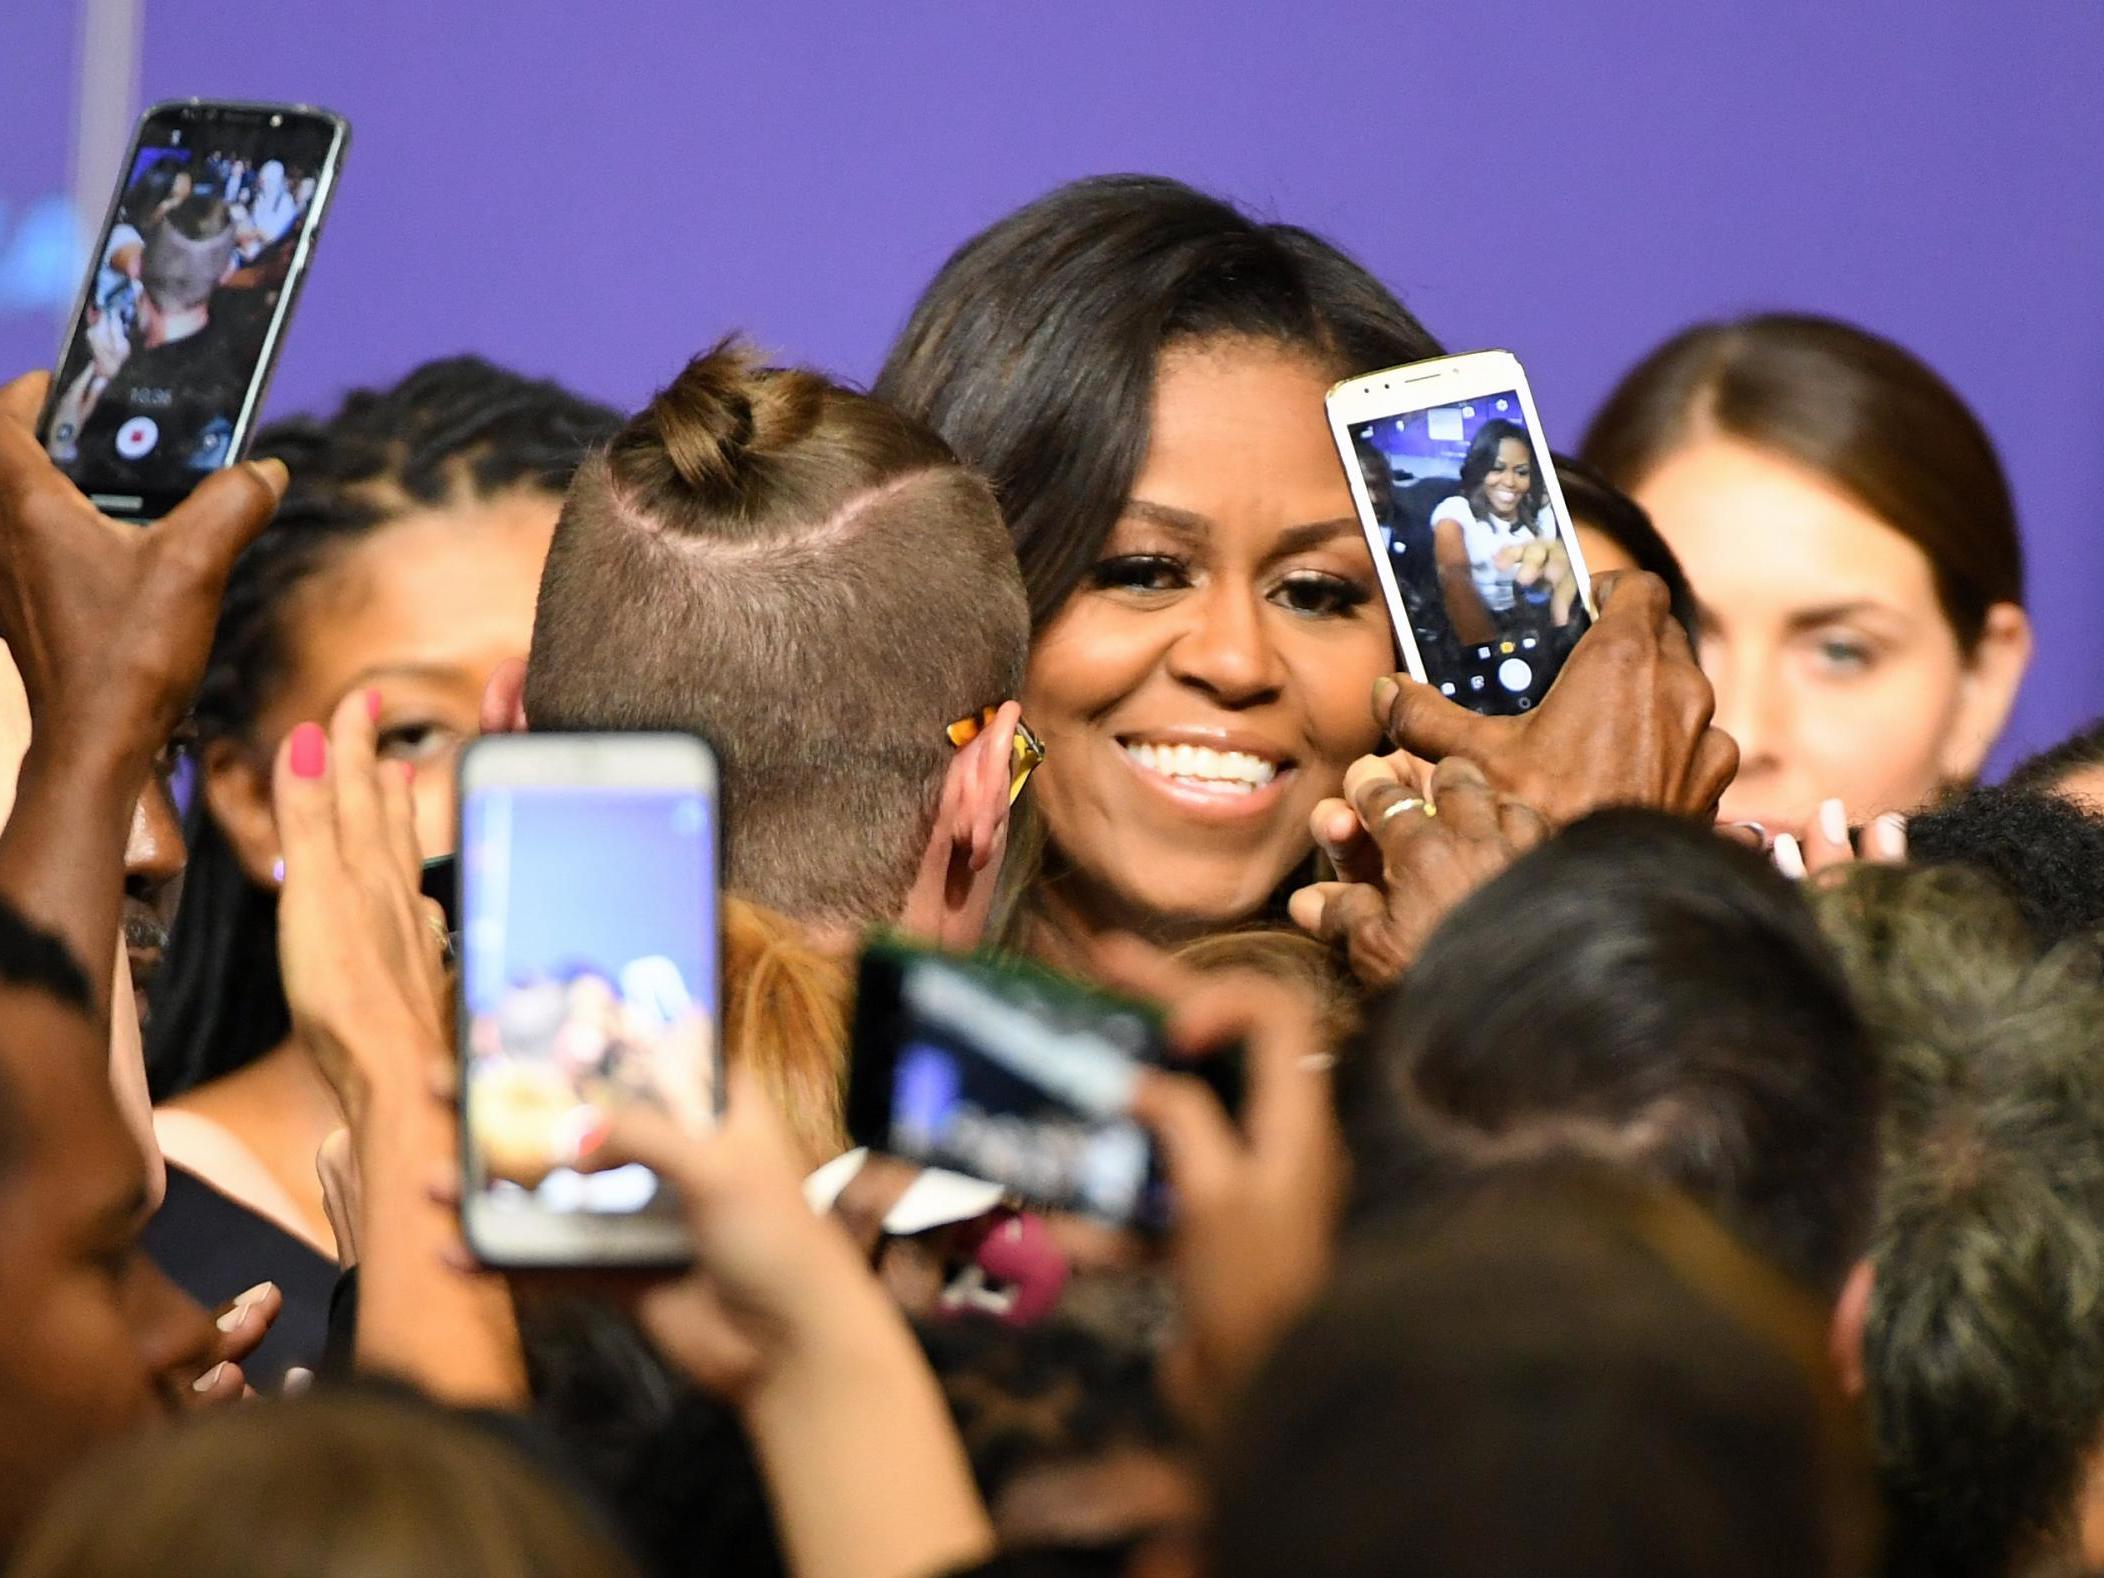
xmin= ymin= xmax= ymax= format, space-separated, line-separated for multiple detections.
xmin=456 ymin=734 xmax=721 ymax=1268
xmin=38 ymin=99 xmax=348 ymax=521
xmin=1328 ymin=350 xmax=1595 ymax=715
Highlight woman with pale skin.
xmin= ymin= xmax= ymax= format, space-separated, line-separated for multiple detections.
xmin=1584 ymin=313 xmax=2030 ymax=866
xmin=876 ymin=175 xmax=1444 ymax=960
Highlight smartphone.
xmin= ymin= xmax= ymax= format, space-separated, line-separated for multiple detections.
xmin=844 ymin=940 xmax=1243 ymax=1231
xmin=457 ymin=733 xmax=721 ymax=1268
xmin=39 ymin=99 xmax=349 ymax=521
xmin=1327 ymin=350 xmax=1596 ymax=716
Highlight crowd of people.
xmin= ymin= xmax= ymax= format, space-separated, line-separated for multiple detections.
xmin=0 ymin=170 xmax=2093 ymax=1577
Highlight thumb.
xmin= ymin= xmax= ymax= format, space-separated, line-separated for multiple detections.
xmin=0 ymin=371 xmax=50 ymax=435
xmin=163 ymin=457 xmax=287 ymax=573
xmin=1377 ymin=672 xmax=1480 ymax=762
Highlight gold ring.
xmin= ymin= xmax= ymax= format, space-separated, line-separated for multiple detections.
xmin=1377 ymin=794 xmax=1430 ymax=827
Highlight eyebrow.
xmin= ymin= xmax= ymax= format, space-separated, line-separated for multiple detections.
xmin=1124 ymin=500 xmax=1362 ymax=559
xmin=1781 ymin=601 xmax=1905 ymax=633
xmin=339 ymin=660 xmax=479 ymax=691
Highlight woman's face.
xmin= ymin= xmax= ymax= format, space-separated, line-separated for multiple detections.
xmin=1482 ymin=437 xmax=1533 ymax=519
xmin=1024 ymin=339 xmax=1392 ymax=938
xmin=1632 ymin=435 xmax=2026 ymax=831
xmin=233 ymin=492 xmax=558 ymax=866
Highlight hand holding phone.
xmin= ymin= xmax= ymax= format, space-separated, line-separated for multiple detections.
xmin=457 ymin=733 xmax=723 ymax=1269
xmin=1329 ymin=350 xmax=1594 ymax=717
xmin=39 ymin=99 xmax=347 ymax=521
xmin=845 ymin=940 xmax=1245 ymax=1231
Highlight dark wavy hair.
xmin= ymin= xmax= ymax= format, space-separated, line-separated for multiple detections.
xmin=875 ymin=174 xmax=1442 ymax=628
xmin=146 ymin=358 xmax=620 ymax=1100
xmin=1455 ymin=418 xmax=1546 ymax=526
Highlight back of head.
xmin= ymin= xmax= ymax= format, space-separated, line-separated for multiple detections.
xmin=9 ymin=1387 xmax=637 ymax=1578
xmin=875 ymin=173 xmax=1441 ymax=624
xmin=2003 ymin=717 xmax=2104 ymax=808
xmin=142 ymin=194 xmax=236 ymax=311
xmin=528 ymin=339 xmax=1029 ymax=926
xmin=1348 ymin=809 xmax=1875 ymax=1296
xmin=1581 ymin=312 xmax=2022 ymax=650
xmin=1211 ymin=1164 xmax=1878 ymax=1578
xmin=1813 ymin=864 xmax=2104 ymax=1578
xmin=1902 ymin=782 xmax=2104 ymax=951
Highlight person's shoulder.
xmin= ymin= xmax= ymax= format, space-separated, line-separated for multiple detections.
xmin=1431 ymin=494 xmax=1473 ymax=525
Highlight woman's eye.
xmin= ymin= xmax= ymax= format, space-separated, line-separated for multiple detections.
xmin=1811 ymin=635 xmax=1876 ymax=675
xmin=1089 ymin=555 xmax=1189 ymax=594
xmin=1274 ymin=573 xmax=1371 ymax=617
xmin=375 ymin=722 xmax=457 ymax=763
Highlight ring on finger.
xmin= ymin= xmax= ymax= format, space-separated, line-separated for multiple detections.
xmin=1377 ymin=794 xmax=1435 ymax=827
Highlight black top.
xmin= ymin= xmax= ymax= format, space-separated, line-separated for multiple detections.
xmin=143 ymin=1162 xmax=337 ymax=1388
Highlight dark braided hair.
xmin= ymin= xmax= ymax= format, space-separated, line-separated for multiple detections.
xmin=146 ymin=358 xmax=620 ymax=1101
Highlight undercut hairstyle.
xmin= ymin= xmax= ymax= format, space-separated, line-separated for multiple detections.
xmin=1903 ymin=783 xmax=2104 ymax=951
xmin=1813 ymin=864 xmax=2104 ymax=1578
xmin=526 ymin=338 xmax=1029 ymax=927
xmin=1212 ymin=1164 xmax=1879 ymax=1578
xmin=1552 ymin=451 xmax=1700 ymax=640
xmin=2004 ymin=717 xmax=2104 ymax=800
xmin=1345 ymin=810 xmax=1876 ymax=1297
xmin=875 ymin=174 xmax=1442 ymax=626
xmin=1582 ymin=312 xmax=2023 ymax=650
xmin=142 ymin=195 xmax=237 ymax=312
xmin=148 ymin=359 xmax=621 ymax=1101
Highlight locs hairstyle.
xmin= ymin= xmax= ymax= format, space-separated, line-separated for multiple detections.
xmin=146 ymin=359 xmax=620 ymax=1101
xmin=875 ymin=173 xmax=1442 ymax=627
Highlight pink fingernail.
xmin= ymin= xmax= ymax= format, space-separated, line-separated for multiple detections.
xmin=289 ymin=723 xmax=326 ymax=780
xmin=364 ymin=689 xmax=382 ymax=723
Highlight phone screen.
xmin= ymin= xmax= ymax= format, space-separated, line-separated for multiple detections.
xmin=42 ymin=102 xmax=343 ymax=518
xmin=1347 ymin=385 xmax=1591 ymax=714
xmin=848 ymin=947 xmax=1239 ymax=1230
xmin=460 ymin=780 xmax=718 ymax=1241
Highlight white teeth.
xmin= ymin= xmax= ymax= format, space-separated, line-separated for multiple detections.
xmin=1123 ymin=741 xmax=1279 ymax=788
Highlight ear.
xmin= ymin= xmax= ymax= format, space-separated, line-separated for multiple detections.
xmin=480 ymin=657 xmax=529 ymax=735
xmin=1828 ymin=1257 xmax=1873 ymax=1400
xmin=895 ymin=701 xmax=1020 ymax=950
xmin=200 ymin=736 xmax=281 ymax=887
xmin=1940 ymin=601 xmax=2032 ymax=782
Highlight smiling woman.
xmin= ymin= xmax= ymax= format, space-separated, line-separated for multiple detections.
xmin=877 ymin=175 xmax=1442 ymax=955
xmin=140 ymin=358 xmax=619 ymax=1378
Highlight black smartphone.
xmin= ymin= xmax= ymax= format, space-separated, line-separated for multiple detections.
xmin=845 ymin=940 xmax=1243 ymax=1231
xmin=39 ymin=99 xmax=349 ymax=521
xmin=456 ymin=733 xmax=723 ymax=1268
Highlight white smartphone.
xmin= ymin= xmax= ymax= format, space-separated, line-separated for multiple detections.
xmin=456 ymin=733 xmax=721 ymax=1268
xmin=39 ymin=99 xmax=348 ymax=522
xmin=1326 ymin=350 xmax=1596 ymax=715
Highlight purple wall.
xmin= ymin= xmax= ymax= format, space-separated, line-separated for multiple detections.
xmin=8 ymin=1 xmax=2104 ymax=765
